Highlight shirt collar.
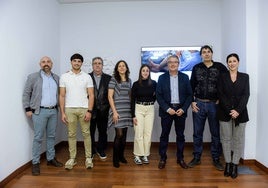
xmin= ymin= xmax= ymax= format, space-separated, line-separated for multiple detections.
xmin=69 ymin=70 xmax=83 ymax=75
xmin=41 ymin=70 xmax=52 ymax=77
xmin=169 ymin=71 xmax=178 ymax=77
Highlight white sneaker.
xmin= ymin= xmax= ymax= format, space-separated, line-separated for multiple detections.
xmin=85 ymin=158 xmax=93 ymax=169
xmin=142 ymin=156 xmax=149 ymax=164
xmin=134 ymin=156 xmax=142 ymax=165
xmin=65 ymin=159 xmax=77 ymax=170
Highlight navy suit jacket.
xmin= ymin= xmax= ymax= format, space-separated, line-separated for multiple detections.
xmin=156 ymin=71 xmax=193 ymax=118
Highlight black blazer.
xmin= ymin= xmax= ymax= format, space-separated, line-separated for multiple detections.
xmin=156 ymin=71 xmax=192 ymax=118
xmin=217 ymin=72 xmax=250 ymax=124
xmin=89 ymin=72 xmax=111 ymax=118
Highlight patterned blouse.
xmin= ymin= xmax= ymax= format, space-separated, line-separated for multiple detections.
xmin=108 ymin=77 xmax=133 ymax=128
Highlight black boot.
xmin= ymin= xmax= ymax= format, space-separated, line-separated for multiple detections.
xmin=231 ymin=163 xmax=238 ymax=179
xmin=224 ymin=163 xmax=232 ymax=177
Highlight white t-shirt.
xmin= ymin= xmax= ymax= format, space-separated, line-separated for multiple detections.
xmin=60 ymin=70 xmax=93 ymax=108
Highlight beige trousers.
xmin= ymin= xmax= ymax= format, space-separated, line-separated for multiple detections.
xmin=133 ymin=104 xmax=155 ymax=157
xmin=65 ymin=108 xmax=91 ymax=159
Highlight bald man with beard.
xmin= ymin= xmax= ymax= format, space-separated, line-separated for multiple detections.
xmin=23 ymin=56 xmax=63 ymax=176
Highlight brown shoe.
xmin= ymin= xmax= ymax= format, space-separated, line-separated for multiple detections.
xmin=158 ymin=160 xmax=166 ymax=169
xmin=177 ymin=160 xmax=188 ymax=169
xmin=47 ymin=158 xmax=63 ymax=167
xmin=32 ymin=163 xmax=40 ymax=176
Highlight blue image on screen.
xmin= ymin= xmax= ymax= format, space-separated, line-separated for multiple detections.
xmin=141 ymin=47 xmax=202 ymax=81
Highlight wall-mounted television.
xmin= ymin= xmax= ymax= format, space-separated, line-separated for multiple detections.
xmin=141 ymin=46 xmax=202 ymax=81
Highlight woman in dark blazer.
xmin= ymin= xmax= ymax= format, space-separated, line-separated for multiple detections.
xmin=217 ymin=53 xmax=250 ymax=179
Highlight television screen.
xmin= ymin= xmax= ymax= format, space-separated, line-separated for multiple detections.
xmin=141 ymin=46 xmax=202 ymax=81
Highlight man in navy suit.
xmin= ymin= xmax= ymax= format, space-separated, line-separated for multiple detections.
xmin=156 ymin=55 xmax=192 ymax=169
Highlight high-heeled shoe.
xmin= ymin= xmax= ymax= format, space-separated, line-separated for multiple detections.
xmin=224 ymin=163 xmax=232 ymax=177
xmin=119 ymin=157 xmax=128 ymax=163
xmin=113 ymin=161 xmax=120 ymax=168
xmin=231 ymin=163 xmax=238 ymax=179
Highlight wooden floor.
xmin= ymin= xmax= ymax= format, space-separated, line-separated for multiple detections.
xmin=4 ymin=143 xmax=268 ymax=188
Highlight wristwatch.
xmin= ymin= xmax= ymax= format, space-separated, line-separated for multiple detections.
xmin=87 ymin=109 xmax=92 ymax=113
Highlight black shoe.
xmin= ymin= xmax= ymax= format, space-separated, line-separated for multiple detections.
xmin=213 ymin=159 xmax=224 ymax=171
xmin=231 ymin=163 xmax=238 ymax=179
xmin=188 ymin=158 xmax=201 ymax=168
xmin=47 ymin=158 xmax=63 ymax=167
xmin=32 ymin=163 xmax=40 ymax=176
xmin=177 ymin=160 xmax=188 ymax=169
xmin=158 ymin=160 xmax=166 ymax=169
xmin=119 ymin=157 xmax=128 ymax=163
xmin=224 ymin=163 xmax=232 ymax=177
xmin=113 ymin=161 xmax=120 ymax=168
xmin=97 ymin=150 xmax=107 ymax=160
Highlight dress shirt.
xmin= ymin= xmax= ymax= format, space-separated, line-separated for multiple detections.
xmin=40 ymin=71 xmax=57 ymax=107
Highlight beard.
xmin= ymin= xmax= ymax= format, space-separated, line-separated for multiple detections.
xmin=42 ymin=65 xmax=51 ymax=73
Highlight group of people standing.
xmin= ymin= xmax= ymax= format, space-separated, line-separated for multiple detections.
xmin=22 ymin=45 xmax=250 ymax=180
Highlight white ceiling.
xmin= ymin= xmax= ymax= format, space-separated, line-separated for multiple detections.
xmin=57 ymin=0 xmax=170 ymax=4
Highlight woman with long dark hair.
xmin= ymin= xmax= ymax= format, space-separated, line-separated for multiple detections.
xmin=131 ymin=64 xmax=157 ymax=165
xmin=108 ymin=60 xmax=133 ymax=168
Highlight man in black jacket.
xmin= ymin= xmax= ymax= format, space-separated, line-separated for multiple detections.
xmin=189 ymin=45 xmax=228 ymax=171
xmin=89 ymin=57 xmax=111 ymax=160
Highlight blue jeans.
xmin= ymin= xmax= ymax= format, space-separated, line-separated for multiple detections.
xmin=192 ymin=100 xmax=221 ymax=160
xmin=32 ymin=108 xmax=57 ymax=164
xmin=159 ymin=112 xmax=186 ymax=161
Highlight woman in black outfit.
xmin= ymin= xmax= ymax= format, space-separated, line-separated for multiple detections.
xmin=218 ymin=53 xmax=250 ymax=179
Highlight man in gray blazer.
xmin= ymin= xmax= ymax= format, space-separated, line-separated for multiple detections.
xmin=23 ymin=56 xmax=63 ymax=176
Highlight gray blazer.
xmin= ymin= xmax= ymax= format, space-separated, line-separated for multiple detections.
xmin=22 ymin=70 xmax=59 ymax=114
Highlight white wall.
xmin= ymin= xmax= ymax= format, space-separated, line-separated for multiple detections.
xmin=59 ymin=0 xmax=222 ymax=143
xmin=256 ymin=0 xmax=268 ymax=167
xmin=0 ymin=0 xmax=60 ymax=182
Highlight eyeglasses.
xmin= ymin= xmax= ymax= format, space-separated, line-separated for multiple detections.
xmin=93 ymin=62 xmax=102 ymax=65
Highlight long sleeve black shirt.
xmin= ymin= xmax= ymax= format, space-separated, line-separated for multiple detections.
xmin=190 ymin=61 xmax=228 ymax=101
xmin=131 ymin=79 xmax=157 ymax=117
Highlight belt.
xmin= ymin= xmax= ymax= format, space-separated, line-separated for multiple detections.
xmin=136 ymin=101 xmax=154 ymax=106
xmin=196 ymin=98 xmax=216 ymax=103
xmin=40 ymin=105 xmax=57 ymax=109
xmin=170 ymin=103 xmax=181 ymax=108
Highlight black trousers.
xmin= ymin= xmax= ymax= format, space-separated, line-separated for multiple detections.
xmin=159 ymin=105 xmax=186 ymax=161
xmin=90 ymin=109 xmax=109 ymax=153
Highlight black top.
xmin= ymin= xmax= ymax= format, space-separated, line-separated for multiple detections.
xmin=89 ymin=72 xmax=111 ymax=118
xmin=131 ymin=79 xmax=157 ymax=117
xmin=217 ymin=72 xmax=250 ymax=125
xmin=190 ymin=61 xmax=228 ymax=101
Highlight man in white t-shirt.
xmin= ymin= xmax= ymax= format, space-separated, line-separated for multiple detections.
xmin=59 ymin=53 xmax=94 ymax=170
